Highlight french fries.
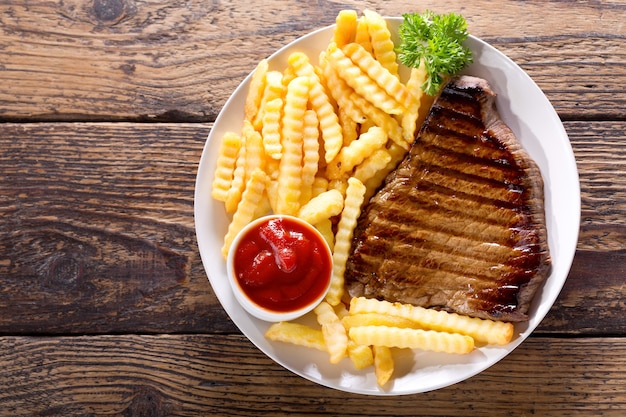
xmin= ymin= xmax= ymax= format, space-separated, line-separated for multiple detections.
xmin=326 ymin=177 xmax=366 ymax=306
xmin=266 ymin=322 xmax=328 ymax=352
xmin=349 ymin=297 xmax=514 ymax=346
xmin=315 ymin=301 xmax=348 ymax=364
xmin=213 ymin=8 xmax=519 ymax=389
xmin=349 ymin=326 xmax=475 ymax=354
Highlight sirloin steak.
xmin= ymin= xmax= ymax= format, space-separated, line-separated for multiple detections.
xmin=345 ymin=75 xmax=551 ymax=322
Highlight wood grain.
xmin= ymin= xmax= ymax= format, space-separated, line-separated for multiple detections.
xmin=1 ymin=334 xmax=625 ymax=416
xmin=0 ymin=0 xmax=624 ymax=122
xmin=0 ymin=121 xmax=624 ymax=335
xmin=1 ymin=1 xmax=625 ymax=413
xmin=0 ymin=122 xmax=231 ymax=334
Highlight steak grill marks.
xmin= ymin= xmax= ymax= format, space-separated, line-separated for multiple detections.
xmin=345 ymin=76 xmax=551 ymax=322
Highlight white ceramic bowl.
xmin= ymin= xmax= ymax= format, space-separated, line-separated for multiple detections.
xmin=226 ymin=214 xmax=333 ymax=322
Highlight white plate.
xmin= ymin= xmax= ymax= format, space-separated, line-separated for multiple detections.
xmin=194 ymin=17 xmax=580 ymax=395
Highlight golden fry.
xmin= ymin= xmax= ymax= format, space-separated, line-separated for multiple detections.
xmin=341 ymin=313 xmax=418 ymax=331
xmin=349 ymin=297 xmax=514 ymax=346
xmin=300 ymin=109 xmax=320 ymax=205
xmin=350 ymin=326 xmax=475 ymax=354
xmin=315 ymin=301 xmax=349 ymax=364
xmin=261 ymin=97 xmax=284 ymax=159
xmin=221 ymin=168 xmax=268 ymax=258
xmin=242 ymin=119 xmax=265 ymax=175
xmin=353 ymin=148 xmax=392 ymax=185
xmin=343 ymin=42 xmax=412 ymax=110
xmin=311 ymin=176 xmax=329 ymax=197
xmin=354 ymin=16 xmax=373 ymax=54
xmin=335 ymin=125 xmax=388 ymax=175
xmin=265 ymin=321 xmax=327 ymax=352
xmin=323 ymin=62 xmax=367 ymax=126
xmin=253 ymin=70 xmax=285 ymax=131
xmin=333 ymin=9 xmax=358 ymax=47
xmin=327 ymin=44 xmax=403 ymax=116
xmin=211 ymin=131 xmax=242 ymax=202
xmin=347 ymin=341 xmax=374 ymax=370
xmin=326 ymin=177 xmax=366 ymax=306
xmin=338 ymin=106 xmax=359 ymax=146
xmin=314 ymin=218 xmax=335 ymax=252
xmin=288 ymin=52 xmax=343 ymax=163
xmin=401 ymin=63 xmax=428 ymax=144
xmin=224 ymin=132 xmax=247 ymax=214
xmin=244 ymin=59 xmax=268 ymax=122
xmin=363 ymin=9 xmax=398 ymax=77
xmin=372 ymin=345 xmax=394 ymax=387
xmin=323 ymin=58 xmax=403 ymax=147
xmin=298 ymin=189 xmax=344 ymax=226
xmin=276 ymin=76 xmax=310 ymax=215
xmin=362 ymin=143 xmax=407 ymax=201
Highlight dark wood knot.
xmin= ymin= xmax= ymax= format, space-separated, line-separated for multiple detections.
xmin=124 ymin=386 xmax=171 ymax=417
xmin=45 ymin=254 xmax=82 ymax=288
xmin=92 ymin=0 xmax=129 ymax=23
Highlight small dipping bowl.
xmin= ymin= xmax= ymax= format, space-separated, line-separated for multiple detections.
xmin=226 ymin=214 xmax=333 ymax=322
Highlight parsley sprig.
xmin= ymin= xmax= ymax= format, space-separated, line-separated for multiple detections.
xmin=398 ymin=10 xmax=473 ymax=96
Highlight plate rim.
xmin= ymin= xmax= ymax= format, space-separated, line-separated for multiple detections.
xmin=194 ymin=16 xmax=580 ymax=395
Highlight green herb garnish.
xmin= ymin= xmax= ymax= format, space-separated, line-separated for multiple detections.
xmin=398 ymin=10 xmax=473 ymax=96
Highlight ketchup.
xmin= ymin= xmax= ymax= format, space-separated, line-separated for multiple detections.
xmin=233 ymin=217 xmax=332 ymax=313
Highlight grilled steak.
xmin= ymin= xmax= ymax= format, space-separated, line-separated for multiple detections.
xmin=345 ymin=75 xmax=551 ymax=322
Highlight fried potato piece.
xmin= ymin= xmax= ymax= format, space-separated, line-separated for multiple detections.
xmin=221 ymin=168 xmax=268 ymax=258
xmin=225 ymin=132 xmax=247 ymax=214
xmin=311 ymin=176 xmax=329 ymax=197
xmin=333 ymin=125 xmax=388 ymax=176
xmin=401 ymin=63 xmax=428 ymax=144
xmin=322 ymin=57 xmax=404 ymax=148
xmin=253 ymin=70 xmax=285 ymax=131
xmin=265 ymin=321 xmax=327 ymax=352
xmin=327 ymin=43 xmax=404 ymax=116
xmin=347 ymin=341 xmax=374 ymax=370
xmin=244 ymin=59 xmax=269 ymax=122
xmin=341 ymin=313 xmax=418 ymax=331
xmin=333 ymin=9 xmax=358 ymax=47
xmin=343 ymin=42 xmax=412 ymax=110
xmin=353 ymin=148 xmax=392 ymax=185
xmin=350 ymin=297 xmax=515 ymax=346
xmin=298 ymin=189 xmax=344 ymax=226
xmin=322 ymin=62 xmax=367 ymax=126
xmin=242 ymin=119 xmax=265 ymax=176
xmin=326 ymin=177 xmax=366 ymax=306
xmin=314 ymin=217 xmax=335 ymax=252
xmin=362 ymin=142 xmax=407 ymax=202
xmin=211 ymin=131 xmax=242 ymax=202
xmin=288 ymin=52 xmax=343 ymax=163
xmin=338 ymin=106 xmax=359 ymax=146
xmin=354 ymin=16 xmax=373 ymax=54
xmin=315 ymin=301 xmax=348 ymax=364
xmin=363 ymin=9 xmax=398 ymax=77
xmin=372 ymin=345 xmax=394 ymax=387
xmin=300 ymin=109 xmax=320 ymax=205
xmin=276 ymin=76 xmax=310 ymax=215
xmin=261 ymin=97 xmax=284 ymax=159
xmin=350 ymin=326 xmax=475 ymax=354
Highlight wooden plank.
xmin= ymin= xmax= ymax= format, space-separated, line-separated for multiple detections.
xmin=0 ymin=122 xmax=236 ymax=334
xmin=0 ymin=1 xmax=624 ymax=121
xmin=1 ymin=334 xmax=625 ymax=416
xmin=538 ymin=120 xmax=626 ymax=333
xmin=0 ymin=121 xmax=624 ymax=335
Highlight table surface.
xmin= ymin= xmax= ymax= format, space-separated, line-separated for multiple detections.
xmin=1 ymin=0 xmax=625 ymax=415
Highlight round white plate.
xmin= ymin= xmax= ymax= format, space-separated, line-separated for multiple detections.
xmin=194 ymin=17 xmax=580 ymax=395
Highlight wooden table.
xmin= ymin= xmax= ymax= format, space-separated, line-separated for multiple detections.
xmin=1 ymin=0 xmax=624 ymax=415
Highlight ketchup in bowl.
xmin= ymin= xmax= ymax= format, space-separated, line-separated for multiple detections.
xmin=226 ymin=215 xmax=333 ymax=322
